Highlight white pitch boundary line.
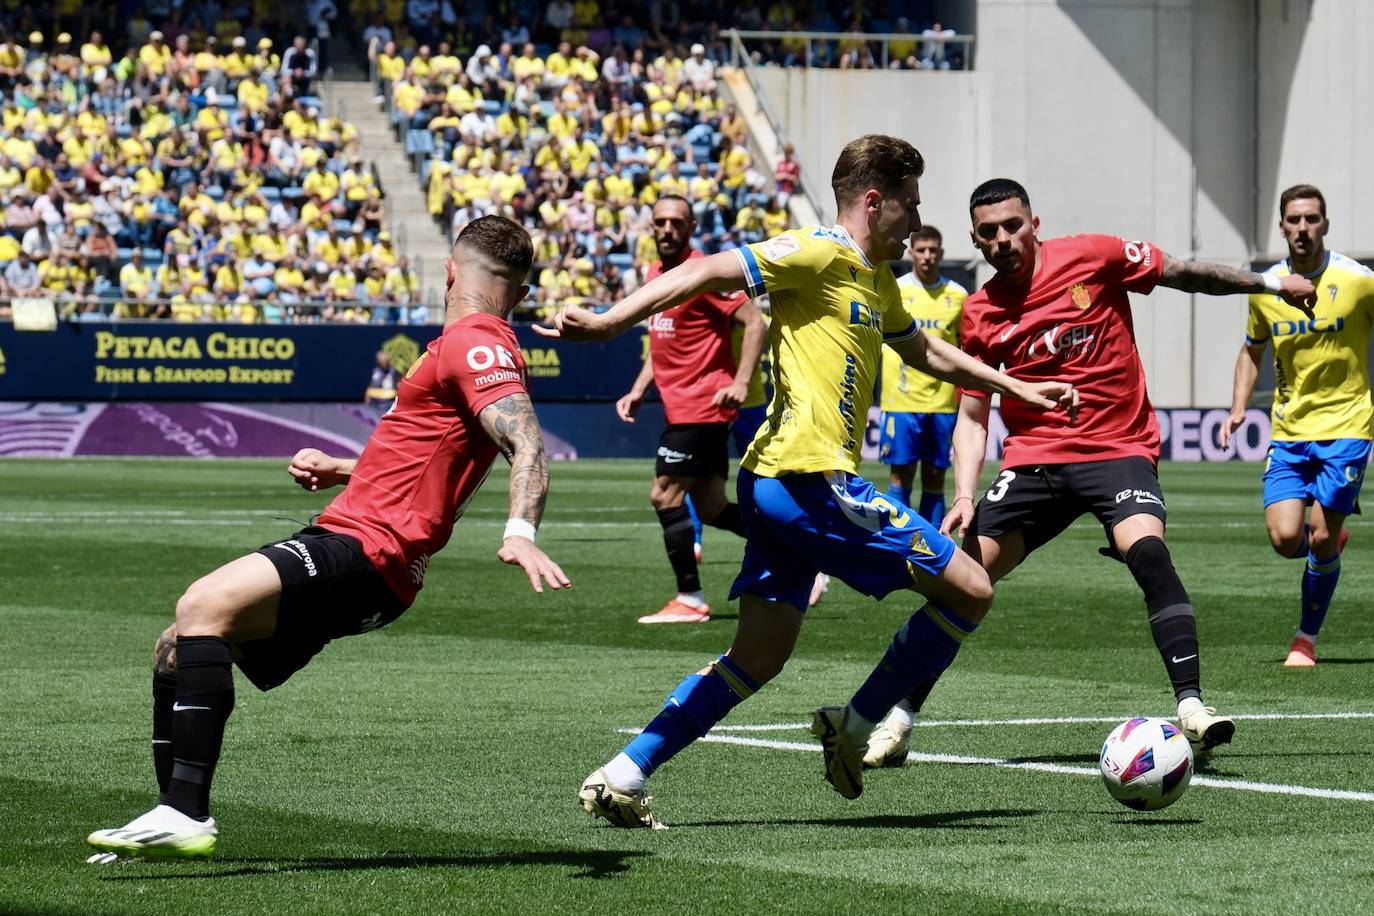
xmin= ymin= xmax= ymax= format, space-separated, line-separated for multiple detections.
xmin=690 ymin=733 xmax=1374 ymax=803
xmin=702 ymin=711 xmax=1374 ymax=731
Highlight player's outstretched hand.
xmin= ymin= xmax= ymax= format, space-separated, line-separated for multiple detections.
xmin=1218 ymin=407 xmax=1246 ymax=450
xmin=616 ymin=391 xmax=643 ymax=423
xmin=288 ymin=448 xmax=350 ymax=491
xmin=498 ymin=536 xmax=571 ymax=594
xmin=1017 ymin=381 xmax=1080 ymax=422
xmin=531 ymin=304 xmax=612 ymax=341
xmin=941 ymin=496 xmax=976 ymax=539
xmin=1278 ymin=274 xmax=1318 ymax=317
xmin=712 ymin=380 xmax=748 ymax=409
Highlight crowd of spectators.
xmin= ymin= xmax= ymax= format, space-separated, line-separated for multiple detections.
xmin=0 ymin=21 xmax=427 ymax=324
xmin=375 ymin=36 xmax=810 ymax=318
xmin=356 ymin=0 xmax=960 ymax=72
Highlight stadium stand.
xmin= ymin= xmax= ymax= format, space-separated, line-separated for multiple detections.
xmin=0 ymin=20 xmax=423 ymax=324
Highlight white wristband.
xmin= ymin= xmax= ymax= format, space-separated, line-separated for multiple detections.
xmin=1262 ymin=273 xmax=1283 ymax=294
xmin=503 ymin=518 xmax=537 ymax=542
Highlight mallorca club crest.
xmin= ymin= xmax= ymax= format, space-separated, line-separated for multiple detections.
xmin=381 ymin=333 xmax=421 ymax=375
xmin=1070 ymin=282 xmax=1091 ymax=310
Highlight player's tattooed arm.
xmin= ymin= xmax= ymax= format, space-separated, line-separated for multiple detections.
xmin=1158 ymin=253 xmax=1316 ymax=314
xmin=478 ymin=392 xmax=549 ymax=529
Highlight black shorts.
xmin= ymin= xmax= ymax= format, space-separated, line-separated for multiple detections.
xmin=970 ymin=456 xmax=1167 ymax=555
xmin=655 ymin=423 xmax=731 ymax=479
xmin=235 ymin=526 xmax=408 ymax=692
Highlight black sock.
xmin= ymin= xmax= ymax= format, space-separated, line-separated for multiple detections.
xmin=657 ymin=505 xmax=702 ymax=593
xmin=704 ymin=502 xmax=746 ymax=537
xmin=904 ymin=676 xmax=938 ymax=714
xmin=161 ymin=636 xmax=235 ymax=820
xmin=152 ymin=672 xmax=176 ymax=794
xmin=1125 ymin=537 xmax=1202 ymax=702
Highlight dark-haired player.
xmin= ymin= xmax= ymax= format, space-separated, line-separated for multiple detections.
xmin=615 ymin=194 xmax=768 ymax=624
xmin=1220 ymin=184 xmax=1374 ymax=667
xmin=540 ymin=136 xmax=1076 ymax=824
xmin=880 ymin=226 xmax=967 ymax=522
xmin=87 ymin=217 xmax=569 ymax=861
xmin=849 ymin=178 xmax=1317 ymax=772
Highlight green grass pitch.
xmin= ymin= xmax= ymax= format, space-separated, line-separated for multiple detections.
xmin=2 ymin=457 xmax=1372 ymax=914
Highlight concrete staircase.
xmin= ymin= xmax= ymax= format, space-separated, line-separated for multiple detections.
xmin=327 ymin=73 xmax=450 ymax=303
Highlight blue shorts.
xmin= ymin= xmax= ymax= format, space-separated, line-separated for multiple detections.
xmin=732 ymin=404 xmax=768 ymax=457
xmin=1263 ymin=439 xmax=1370 ymax=515
xmin=879 ymin=411 xmax=956 ymax=468
xmin=730 ymin=468 xmax=958 ymax=611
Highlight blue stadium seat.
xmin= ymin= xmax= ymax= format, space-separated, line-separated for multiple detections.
xmin=607 ymin=252 xmax=633 ymax=271
xmin=115 ymin=247 xmax=134 ymax=261
xmin=142 ymin=248 xmax=163 ymax=265
xmin=205 ymin=185 xmax=224 ymax=199
xmin=260 ymin=185 xmax=281 ymax=201
xmin=483 ymin=99 xmax=503 ymax=116
xmin=282 ymin=187 xmax=305 ymax=201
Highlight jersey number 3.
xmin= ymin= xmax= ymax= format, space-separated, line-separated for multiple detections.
xmin=985 ymin=470 xmax=1016 ymax=502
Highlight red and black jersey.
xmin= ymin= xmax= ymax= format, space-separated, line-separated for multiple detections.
xmin=962 ymin=234 xmax=1165 ymax=467
xmin=319 ymin=312 xmax=527 ymax=605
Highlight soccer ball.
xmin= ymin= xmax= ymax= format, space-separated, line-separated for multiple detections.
xmin=1098 ymin=717 xmax=1194 ymax=811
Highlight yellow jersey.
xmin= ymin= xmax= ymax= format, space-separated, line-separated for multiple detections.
xmin=734 ymin=226 xmax=916 ymax=475
xmin=1247 ymin=251 xmax=1374 ymax=441
xmin=880 ymin=274 xmax=966 ymax=413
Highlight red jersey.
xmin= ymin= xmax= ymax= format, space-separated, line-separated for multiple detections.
xmin=319 ymin=312 xmax=528 ymax=606
xmin=961 ymin=234 xmax=1165 ymax=467
xmin=645 ymin=249 xmax=747 ymax=425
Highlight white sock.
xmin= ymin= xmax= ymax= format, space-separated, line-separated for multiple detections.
xmin=602 ymin=753 xmax=647 ymax=791
xmin=1177 ymin=696 xmax=1203 ymax=717
xmin=888 ymin=699 xmax=916 ymax=730
xmin=676 ymin=591 xmax=706 ymax=609
xmin=842 ymin=704 xmax=877 ymax=745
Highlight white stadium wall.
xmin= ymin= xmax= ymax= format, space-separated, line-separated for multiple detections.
xmin=751 ymin=0 xmax=1372 ymax=407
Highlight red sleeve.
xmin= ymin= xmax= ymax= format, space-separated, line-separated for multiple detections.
xmin=957 ymin=295 xmax=992 ymax=402
xmin=1086 ymin=234 xmax=1164 ymax=294
xmin=438 ymin=323 xmax=529 ymax=416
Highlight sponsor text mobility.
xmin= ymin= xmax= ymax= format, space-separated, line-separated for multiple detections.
xmin=91 ymin=330 xmax=297 ymax=386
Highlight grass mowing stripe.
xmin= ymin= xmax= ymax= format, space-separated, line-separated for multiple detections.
xmin=695 ymin=733 xmax=1374 ymax=803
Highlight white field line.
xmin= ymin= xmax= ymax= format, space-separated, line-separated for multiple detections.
xmin=700 ymin=711 xmax=1374 ymax=731
xmin=688 ymin=733 xmax=1374 ymax=803
xmin=613 ymin=710 xmax=1374 ymax=803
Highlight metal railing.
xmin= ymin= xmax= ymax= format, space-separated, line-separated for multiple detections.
xmin=726 ymin=28 xmax=974 ymax=70
xmin=725 ymin=30 xmax=832 ymax=225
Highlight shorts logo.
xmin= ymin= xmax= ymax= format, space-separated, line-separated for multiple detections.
xmin=409 ymin=553 xmax=431 ymax=585
xmin=271 ymin=539 xmax=317 ymax=577
xmin=1115 ymin=488 xmax=1164 ymax=508
xmin=359 ymin=612 xmax=383 ymax=632
xmin=658 ymin=446 xmax=690 ymax=464
xmin=910 ymin=533 xmax=935 ymax=557
xmin=1345 ymin=466 xmax=1364 ymax=485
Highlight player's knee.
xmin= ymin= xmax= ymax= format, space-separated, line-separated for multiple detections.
xmin=1266 ymin=523 xmax=1304 ymax=557
xmin=649 ymin=480 xmax=682 ymax=510
xmin=1309 ymin=525 xmax=1337 ymax=556
xmin=943 ymin=570 xmax=994 ymax=622
xmin=726 ymin=646 xmax=787 ymax=685
xmin=175 ymin=580 xmax=229 ymax=635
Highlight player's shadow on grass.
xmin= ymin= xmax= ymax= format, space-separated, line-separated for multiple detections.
xmin=1284 ymin=657 xmax=1374 ymax=665
xmin=673 ymin=808 xmax=1039 ymax=830
xmin=100 ymin=849 xmax=651 ymax=882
